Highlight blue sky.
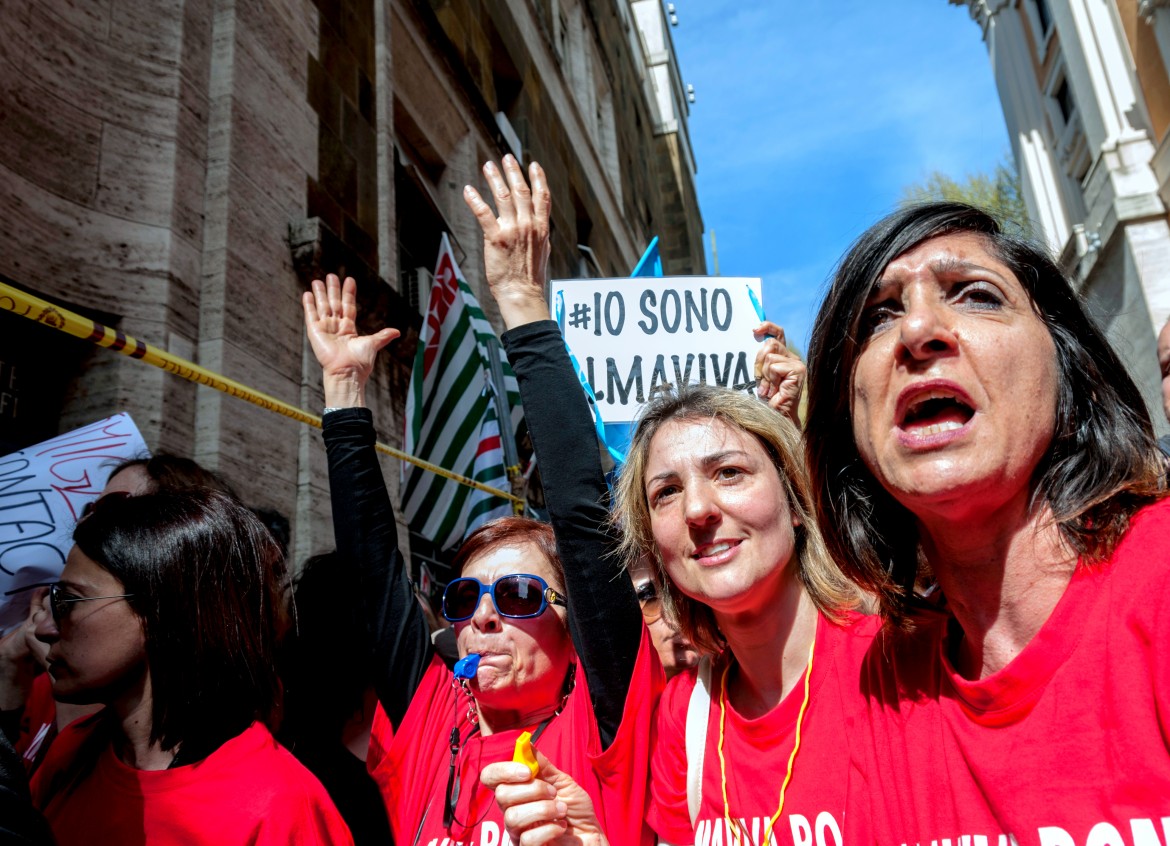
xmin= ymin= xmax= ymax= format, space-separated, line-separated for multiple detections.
xmin=669 ymin=1 xmax=1011 ymax=353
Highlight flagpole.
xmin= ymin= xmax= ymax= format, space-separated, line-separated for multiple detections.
xmin=0 ymin=281 xmax=523 ymax=505
xmin=485 ymin=336 xmax=525 ymax=515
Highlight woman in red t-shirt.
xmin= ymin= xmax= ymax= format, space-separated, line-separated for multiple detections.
xmin=26 ymin=488 xmax=352 ymax=845
xmin=614 ymin=386 xmax=879 ymax=846
xmin=465 ymin=156 xmax=878 ymax=846
xmin=804 ymin=203 xmax=1170 ymax=843
xmin=304 ymin=252 xmax=656 ymax=846
xmin=2 ymin=452 xmax=239 ymax=778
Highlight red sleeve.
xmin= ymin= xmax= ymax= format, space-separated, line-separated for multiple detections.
xmin=1121 ymin=501 xmax=1170 ymax=731
xmin=365 ymin=654 xmax=458 ymax=838
xmin=366 ymin=700 xmax=394 ymax=775
xmin=251 ymin=783 xmax=356 ymax=846
xmin=29 ymin=713 xmax=98 ymax=810
xmin=591 ymin=627 xmax=665 ymax=846
xmin=13 ymin=673 xmax=56 ymax=770
xmin=647 ymin=665 xmax=700 ymax=845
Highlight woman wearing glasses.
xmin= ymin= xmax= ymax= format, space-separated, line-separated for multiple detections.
xmin=305 ymin=264 xmax=655 ymax=845
xmin=24 ymin=489 xmax=352 ymax=845
xmin=629 ymin=558 xmax=699 ymax=680
xmin=0 ymin=452 xmax=239 ymax=779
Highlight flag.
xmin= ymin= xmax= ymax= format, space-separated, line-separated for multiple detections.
xmin=602 ymin=237 xmax=663 ymax=457
xmin=630 ymin=236 xmax=662 ymax=278
xmin=402 ymin=234 xmax=523 ymax=552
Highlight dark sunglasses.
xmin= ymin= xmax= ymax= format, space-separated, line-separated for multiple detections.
xmin=78 ymin=490 xmax=132 ymax=521
xmin=634 ymin=581 xmax=658 ymax=603
xmin=441 ymin=574 xmax=567 ymax=622
xmin=4 ymin=582 xmax=135 ymax=624
xmin=634 ymin=580 xmax=664 ymax=623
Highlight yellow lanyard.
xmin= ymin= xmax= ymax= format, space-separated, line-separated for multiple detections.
xmin=716 ymin=636 xmax=816 ymax=845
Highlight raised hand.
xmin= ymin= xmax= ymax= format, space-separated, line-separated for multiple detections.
xmin=481 ymin=748 xmax=609 ymax=846
xmin=753 ymin=321 xmax=806 ymax=425
xmin=302 ymin=273 xmax=399 ymax=409
xmin=463 ymin=156 xmax=552 ymax=329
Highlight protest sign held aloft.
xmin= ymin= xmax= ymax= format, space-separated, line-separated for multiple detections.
xmin=0 ymin=413 xmax=148 ymax=630
xmin=549 ymin=277 xmax=764 ymax=425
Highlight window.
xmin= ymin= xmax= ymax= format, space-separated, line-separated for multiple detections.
xmin=1024 ymin=0 xmax=1055 ymax=62
xmin=557 ymin=6 xmax=569 ymax=60
xmin=395 ymin=150 xmax=451 ymax=315
xmin=0 ymin=278 xmax=106 ymax=455
xmin=1034 ymin=0 xmax=1053 ymax=37
xmin=1044 ymin=63 xmax=1090 ymax=221
xmin=1053 ymin=78 xmax=1075 ymax=125
xmin=592 ymin=49 xmax=621 ymax=201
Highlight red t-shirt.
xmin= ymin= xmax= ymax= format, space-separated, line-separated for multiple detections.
xmin=30 ymin=718 xmax=353 ymax=845
xmin=14 ymin=672 xmax=56 ymax=773
xmin=850 ymin=498 xmax=1170 ymax=846
xmin=649 ymin=612 xmax=880 ymax=846
xmin=368 ymin=628 xmax=662 ymax=846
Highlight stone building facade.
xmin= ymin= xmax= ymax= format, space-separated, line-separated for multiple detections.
xmin=951 ymin=0 xmax=1170 ymax=431
xmin=0 ymin=0 xmax=704 ymax=568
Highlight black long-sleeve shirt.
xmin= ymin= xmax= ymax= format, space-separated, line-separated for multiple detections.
xmin=0 ymin=729 xmax=54 ymax=846
xmin=321 ymin=320 xmax=642 ymax=747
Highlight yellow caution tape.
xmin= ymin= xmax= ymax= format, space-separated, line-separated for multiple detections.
xmin=0 ymin=281 xmax=523 ymax=505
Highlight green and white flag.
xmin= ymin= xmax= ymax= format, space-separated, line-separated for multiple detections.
xmin=402 ymin=234 xmax=522 ymax=552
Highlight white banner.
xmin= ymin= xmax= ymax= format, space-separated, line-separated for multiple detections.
xmin=550 ymin=276 xmax=764 ymax=424
xmin=0 ymin=414 xmax=148 ymax=629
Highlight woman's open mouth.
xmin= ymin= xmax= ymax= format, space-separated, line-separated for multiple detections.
xmin=896 ymin=384 xmax=976 ymax=443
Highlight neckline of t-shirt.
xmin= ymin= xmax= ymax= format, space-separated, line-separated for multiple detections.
xmin=96 ymin=722 xmax=268 ymax=794
xmin=937 ymin=559 xmax=1108 ymax=719
xmin=717 ymin=612 xmax=838 ymax=734
xmin=461 ymin=725 xmax=543 ymax=748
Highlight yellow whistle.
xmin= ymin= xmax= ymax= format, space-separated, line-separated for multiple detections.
xmin=512 ymin=730 xmax=539 ymax=777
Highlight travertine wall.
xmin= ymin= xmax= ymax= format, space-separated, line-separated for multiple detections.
xmin=0 ymin=0 xmax=385 ymax=563
xmin=0 ymin=0 xmax=212 ymax=454
xmin=0 ymin=0 xmax=705 ymax=570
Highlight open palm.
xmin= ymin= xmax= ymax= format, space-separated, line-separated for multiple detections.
xmin=302 ymin=274 xmax=399 ymax=400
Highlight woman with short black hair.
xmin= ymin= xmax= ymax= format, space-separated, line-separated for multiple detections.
xmin=28 ymin=489 xmax=352 ymax=845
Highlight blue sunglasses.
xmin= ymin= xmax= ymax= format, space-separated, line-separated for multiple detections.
xmin=441 ymin=573 xmax=567 ymax=622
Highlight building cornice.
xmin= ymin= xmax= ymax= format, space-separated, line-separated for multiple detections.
xmin=950 ymin=0 xmax=1014 ymax=38
xmin=1139 ymin=0 xmax=1170 ymax=24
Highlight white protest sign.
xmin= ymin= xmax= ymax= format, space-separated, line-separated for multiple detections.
xmin=550 ymin=277 xmax=764 ymax=424
xmin=0 ymin=413 xmax=148 ymax=630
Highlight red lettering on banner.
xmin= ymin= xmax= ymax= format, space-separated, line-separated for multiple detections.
xmin=31 ymin=417 xmax=142 ymax=518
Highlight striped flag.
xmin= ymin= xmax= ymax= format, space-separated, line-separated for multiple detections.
xmin=402 ymin=234 xmax=523 ymax=552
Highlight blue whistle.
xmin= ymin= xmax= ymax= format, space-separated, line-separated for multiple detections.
xmin=454 ymin=653 xmax=481 ymax=681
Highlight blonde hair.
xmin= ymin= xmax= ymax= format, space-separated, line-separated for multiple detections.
xmin=612 ymin=384 xmax=861 ymax=654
